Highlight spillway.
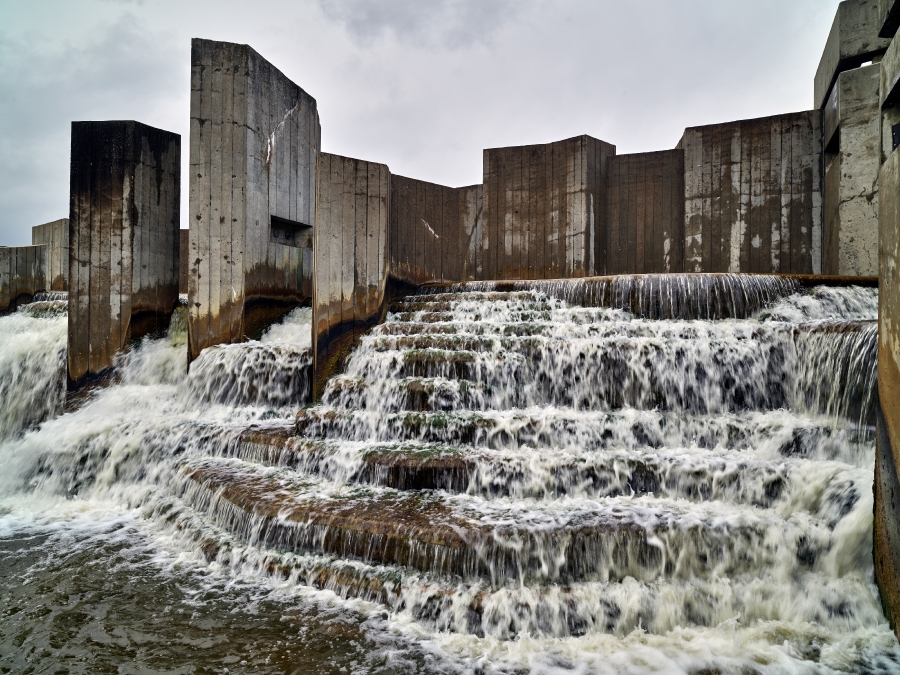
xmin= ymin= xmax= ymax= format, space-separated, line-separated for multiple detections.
xmin=1 ymin=275 xmax=898 ymax=674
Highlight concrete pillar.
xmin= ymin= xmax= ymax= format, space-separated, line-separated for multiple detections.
xmin=389 ymin=176 xmax=482 ymax=285
xmin=31 ymin=219 xmax=69 ymax=292
xmin=815 ymin=0 xmax=890 ymax=110
xmin=67 ymin=120 xmax=181 ymax=387
xmin=312 ymin=153 xmax=389 ymax=398
xmin=188 ymin=39 xmax=320 ymax=362
xmin=823 ymin=65 xmax=881 ymax=276
xmin=876 ymin=142 xmax=900 ymax=639
xmin=606 ymin=150 xmax=685 ymax=274
xmin=0 ymin=245 xmax=46 ymax=313
xmin=679 ymin=112 xmax=822 ymax=274
xmin=482 ymin=135 xmax=614 ymax=280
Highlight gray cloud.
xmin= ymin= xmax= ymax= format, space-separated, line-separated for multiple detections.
xmin=0 ymin=0 xmax=842 ymax=247
xmin=315 ymin=0 xmax=529 ymax=49
xmin=0 ymin=12 xmax=184 ymax=244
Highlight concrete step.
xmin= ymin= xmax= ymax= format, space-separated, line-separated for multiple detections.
xmin=294 ymin=407 xmax=869 ymax=463
xmin=166 ymin=499 xmax=875 ymax=638
xmin=228 ymin=426 xmax=863 ymax=520
xmin=182 ymin=459 xmax=836 ymax=584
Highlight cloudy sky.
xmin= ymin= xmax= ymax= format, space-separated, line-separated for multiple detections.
xmin=0 ymin=0 xmax=841 ymax=245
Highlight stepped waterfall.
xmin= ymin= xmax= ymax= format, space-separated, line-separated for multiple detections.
xmin=1 ymin=276 xmax=899 ymax=673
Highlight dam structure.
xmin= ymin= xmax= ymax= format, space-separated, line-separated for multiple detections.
xmin=3 ymin=1 xmax=900 ymax=672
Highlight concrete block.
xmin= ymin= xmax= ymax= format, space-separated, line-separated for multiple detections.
xmin=823 ymin=65 xmax=881 ymax=276
xmin=815 ymin=0 xmax=890 ymax=109
xmin=31 ymin=219 xmax=69 ymax=291
xmin=879 ymin=31 xmax=900 ymax=164
xmin=680 ymin=111 xmax=822 ymax=274
xmin=875 ymin=144 xmax=900 ymax=639
xmin=482 ymin=135 xmax=614 ymax=280
xmin=187 ymin=39 xmax=321 ymax=363
xmin=389 ymin=176 xmax=481 ymax=284
xmin=606 ymin=150 xmax=685 ymax=274
xmin=67 ymin=120 xmax=181 ymax=387
xmin=0 ymin=245 xmax=46 ymax=313
xmin=878 ymin=0 xmax=900 ymax=37
xmin=312 ymin=152 xmax=389 ymax=398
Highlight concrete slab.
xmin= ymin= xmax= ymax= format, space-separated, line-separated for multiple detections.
xmin=67 ymin=120 xmax=180 ymax=387
xmin=31 ymin=219 xmax=68 ymax=291
xmin=482 ymin=135 xmax=614 ymax=280
xmin=680 ymin=111 xmax=822 ymax=274
xmin=312 ymin=153 xmax=390 ymax=399
xmin=187 ymin=39 xmax=320 ymax=362
xmin=0 ymin=245 xmax=46 ymax=313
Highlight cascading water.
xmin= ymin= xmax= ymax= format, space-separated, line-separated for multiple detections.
xmin=1 ymin=277 xmax=899 ymax=674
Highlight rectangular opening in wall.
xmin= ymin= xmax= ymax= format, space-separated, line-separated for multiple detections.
xmin=270 ymin=215 xmax=313 ymax=249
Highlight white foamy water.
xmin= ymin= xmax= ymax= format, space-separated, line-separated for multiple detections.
xmin=1 ymin=282 xmax=898 ymax=674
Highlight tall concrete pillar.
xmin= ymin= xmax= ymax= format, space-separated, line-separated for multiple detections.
xmin=31 ymin=219 xmax=69 ymax=291
xmin=67 ymin=120 xmax=181 ymax=387
xmin=0 ymin=246 xmax=46 ymax=313
xmin=312 ymin=153 xmax=389 ymax=398
xmin=823 ymin=65 xmax=882 ymax=275
xmin=188 ymin=39 xmax=321 ymax=362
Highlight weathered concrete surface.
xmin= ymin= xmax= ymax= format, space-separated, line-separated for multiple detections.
xmin=875 ymin=144 xmax=900 ymax=639
xmin=678 ymin=111 xmax=822 ymax=274
xmin=313 ymin=153 xmax=389 ymax=398
xmin=823 ymin=65 xmax=882 ymax=276
xmin=390 ymin=176 xmax=460 ymax=284
xmin=459 ymin=184 xmax=483 ymax=281
xmin=68 ymin=120 xmax=180 ymax=387
xmin=0 ymin=246 xmax=46 ymax=313
xmin=815 ymin=0 xmax=890 ymax=109
xmin=482 ymin=135 xmax=614 ymax=280
xmin=606 ymin=150 xmax=685 ymax=274
xmin=879 ymin=0 xmax=900 ymax=37
xmin=188 ymin=39 xmax=320 ymax=362
xmin=31 ymin=219 xmax=68 ymax=291
xmin=179 ymin=230 xmax=189 ymax=294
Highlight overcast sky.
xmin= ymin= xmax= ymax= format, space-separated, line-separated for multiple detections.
xmin=0 ymin=0 xmax=841 ymax=245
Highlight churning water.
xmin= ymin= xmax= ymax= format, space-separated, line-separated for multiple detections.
xmin=1 ymin=278 xmax=899 ymax=674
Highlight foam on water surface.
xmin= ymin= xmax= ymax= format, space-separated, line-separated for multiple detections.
xmin=1 ymin=281 xmax=898 ymax=674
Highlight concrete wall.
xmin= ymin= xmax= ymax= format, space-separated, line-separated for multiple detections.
xmin=31 ymin=219 xmax=68 ymax=291
xmin=481 ymin=135 xmax=614 ymax=280
xmin=606 ymin=150 xmax=685 ymax=274
xmin=876 ymin=143 xmax=900 ymax=639
xmin=312 ymin=153 xmax=389 ymax=393
xmin=679 ymin=111 xmax=822 ymax=274
xmin=179 ymin=230 xmax=189 ymax=294
xmin=0 ymin=246 xmax=46 ymax=313
xmin=68 ymin=120 xmax=180 ymax=386
xmin=389 ymin=176 xmax=460 ymax=284
xmin=824 ymin=65 xmax=882 ymax=276
xmin=815 ymin=0 xmax=891 ymax=109
xmin=188 ymin=39 xmax=320 ymax=362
